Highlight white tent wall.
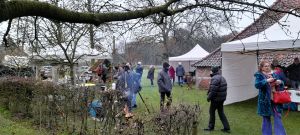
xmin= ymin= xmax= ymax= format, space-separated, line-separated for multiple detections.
xmin=222 ymin=52 xmax=259 ymax=105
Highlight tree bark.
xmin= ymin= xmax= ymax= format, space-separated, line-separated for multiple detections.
xmin=0 ymin=0 xmax=176 ymax=26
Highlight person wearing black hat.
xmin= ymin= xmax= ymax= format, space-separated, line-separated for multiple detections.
xmin=157 ymin=62 xmax=173 ymax=112
xmin=204 ymin=66 xmax=230 ymax=133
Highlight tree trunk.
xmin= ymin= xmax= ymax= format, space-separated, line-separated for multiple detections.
xmin=69 ymin=64 xmax=75 ymax=85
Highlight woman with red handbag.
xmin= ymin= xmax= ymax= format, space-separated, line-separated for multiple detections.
xmin=254 ymin=60 xmax=287 ymax=135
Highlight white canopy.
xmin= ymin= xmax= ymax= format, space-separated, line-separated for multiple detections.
xmin=169 ymin=44 xmax=209 ymax=61
xmin=221 ymin=14 xmax=300 ymax=105
xmin=33 ymin=44 xmax=112 ymax=61
xmin=222 ymin=14 xmax=300 ymax=52
xmin=168 ymin=44 xmax=209 ymax=72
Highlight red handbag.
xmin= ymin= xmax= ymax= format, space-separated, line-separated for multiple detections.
xmin=273 ymin=90 xmax=291 ymax=104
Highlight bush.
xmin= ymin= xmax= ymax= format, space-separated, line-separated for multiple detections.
xmin=0 ymin=77 xmax=35 ymax=117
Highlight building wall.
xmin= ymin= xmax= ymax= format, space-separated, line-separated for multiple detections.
xmin=195 ymin=67 xmax=211 ymax=90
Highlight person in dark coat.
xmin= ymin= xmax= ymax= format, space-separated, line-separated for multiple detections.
xmin=285 ymin=57 xmax=300 ymax=89
xmin=204 ymin=66 xmax=230 ymax=133
xmin=147 ymin=65 xmax=155 ymax=86
xmin=254 ymin=60 xmax=286 ymax=135
xmin=176 ymin=62 xmax=185 ymax=87
xmin=157 ymin=62 xmax=173 ymax=112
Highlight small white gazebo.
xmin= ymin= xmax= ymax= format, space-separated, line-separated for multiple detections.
xmin=169 ymin=44 xmax=209 ymax=72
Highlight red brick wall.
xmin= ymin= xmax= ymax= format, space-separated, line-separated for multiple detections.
xmin=195 ymin=67 xmax=211 ymax=90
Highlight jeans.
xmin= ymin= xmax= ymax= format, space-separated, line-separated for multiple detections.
xmin=131 ymin=93 xmax=137 ymax=107
xmin=177 ymin=76 xmax=183 ymax=86
xmin=125 ymin=91 xmax=133 ymax=112
xmin=262 ymin=114 xmax=286 ymax=135
xmin=208 ymin=101 xmax=230 ymax=130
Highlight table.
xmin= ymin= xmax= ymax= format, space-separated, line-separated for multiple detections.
xmin=288 ymin=90 xmax=300 ymax=111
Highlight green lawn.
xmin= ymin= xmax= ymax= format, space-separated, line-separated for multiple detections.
xmin=1 ymin=68 xmax=300 ymax=135
xmin=0 ymin=108 xmax=47 ymax=135
xmin=135 ymin=69 xmax=300 ymax=135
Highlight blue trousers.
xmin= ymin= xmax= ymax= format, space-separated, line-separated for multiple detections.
xmin=132 ymin=93 xmax=137 ymax=107
xmin=262 ymin=114 xmax=286 ymax=135
xmin=177 ymin=76 xmax=183 ymax=85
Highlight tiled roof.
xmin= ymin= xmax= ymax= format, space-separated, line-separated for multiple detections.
xmin=193 ymin=47 xmax=221 ymax=67
xmin=194 ymin=0 xmax=299 ymax=67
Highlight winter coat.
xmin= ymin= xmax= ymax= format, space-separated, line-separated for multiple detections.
xmin=254 ymin=72 xmax=284 ymax=117
xmin=147 ymin=67 xmax=155 ymax=80
xmin=207 ymin=73 xmax=227 ymax=102
xmin=286 ymin=63 xmax=300 ymax=81
xmin=135 ymin=65 xmax=144 ymax=77
xmin=176 ymin=65 xmax=185 ymax=76
xmin=273 ymin=67 xmax=287 ymax=84
xmin=117 ymin=70 xmax=141 ymax=94
xmin=168 ymin=66 xmax=175 ymax=78
xmin=157 ymin=69 xmax=172 ymax=93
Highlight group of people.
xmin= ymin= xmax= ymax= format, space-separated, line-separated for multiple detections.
xmin=87 ymin=58 xmax=300 ymax=134
xmin=168 ymin=62 xmax=186 ymax=86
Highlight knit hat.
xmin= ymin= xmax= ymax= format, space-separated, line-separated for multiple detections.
xmin=163 ymin=62 xmax=170 ymax=68
xmin=211 ymin=66 xmax=219 ymax=73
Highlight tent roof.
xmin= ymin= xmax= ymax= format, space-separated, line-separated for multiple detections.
xmin=222 ymin=14 xmax=300 ymax=52
xmin=169 ymin=44 xmax=209 ymax=61
xmin=32 ymin=44 xmax=112 ymax=60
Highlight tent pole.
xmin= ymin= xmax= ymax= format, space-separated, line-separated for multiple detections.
xmin=256 ymin=50 xmax=259 ymax=66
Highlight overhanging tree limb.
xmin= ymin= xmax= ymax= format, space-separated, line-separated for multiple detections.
xmin=1 ymin=0 xmax=300 ymax=27
xmin=0 ymin=0 xmax=179 ymax=26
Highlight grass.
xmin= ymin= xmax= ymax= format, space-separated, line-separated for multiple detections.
xmin=135 ymin=69 xmax=300 ymax=135
xmin=1 ymin=68 xmax=300 ymax=135
xmin=0 ymin=107 xmax=47 ymax=135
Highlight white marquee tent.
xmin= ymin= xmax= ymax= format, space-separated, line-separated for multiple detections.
xmin=169 ymin=44 xmax=209 ymax=72
xmin=221 ymin=14 xmax=300 ymax=105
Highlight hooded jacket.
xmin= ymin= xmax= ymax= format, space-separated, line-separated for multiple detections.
xmin=157 ymin=69 xmax=172 ymax=93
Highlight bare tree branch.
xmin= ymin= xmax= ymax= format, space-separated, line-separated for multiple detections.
xmin=3 ymin=19 xmax=12 ymax=47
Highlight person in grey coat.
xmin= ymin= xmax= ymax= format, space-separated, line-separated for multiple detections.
xmin=176 ymin=62 xmax=185 ymax=86
xmin=157 ymin=62 xmax=173 ymax=112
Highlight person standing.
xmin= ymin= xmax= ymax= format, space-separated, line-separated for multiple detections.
xmin=157 ymin=62 xmax=173 ymax=112
xmin=135 ymin=62 xmax=144 ymax=83
xmin=147 ymin=65 xmax=155 ymax=86
xmin=132 ymin=62 xmax=143 ymax=108
xmin=117 ymin=64 xmax=140 ymax=118
xmin=204 ymin=66 xmax=230 ymax=133
xmin=286 ymin=57 xmax=300 ymax=89
xmin=168 ymin=65 xmax=175 ymax=85
xmin=254 ymin=60 xmax=286 ymax=135
xmin=176 ymin=62 xmax=185 ymax=87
